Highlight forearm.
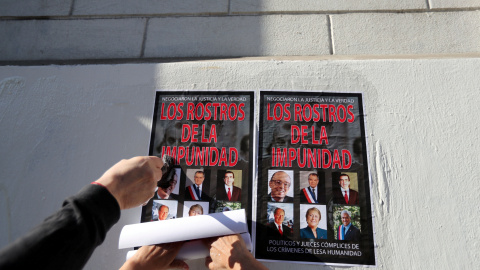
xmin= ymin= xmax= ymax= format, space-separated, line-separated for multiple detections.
xmin=0 ymin=184 xmax=120 ymax=270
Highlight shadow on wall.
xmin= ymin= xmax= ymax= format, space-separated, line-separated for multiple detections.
xmin=0 ymin=66 xmax=158 ymax=269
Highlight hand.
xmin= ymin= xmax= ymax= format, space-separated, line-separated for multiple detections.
xmin=120 ymin=242 xmax=188 ymax=270
xmin=95 ymin=156 xmax=165 ymax=209
xmin=204 ymin=235 xmax=267 ymax=270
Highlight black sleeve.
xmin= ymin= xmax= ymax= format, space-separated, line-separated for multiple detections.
xmin=0 ymin=184 xmax=121 ymax=270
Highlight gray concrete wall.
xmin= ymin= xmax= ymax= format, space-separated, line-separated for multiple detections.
xmin=1 ymin=1 xmax=479 ymax=270
xmin=1 ymin=1 xmax=480 ymax=62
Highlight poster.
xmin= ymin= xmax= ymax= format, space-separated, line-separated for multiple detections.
xmin=141 ymin=91 xmax=254 ymax=232
xmin=254 ymin=91 xmax=375 ymax=266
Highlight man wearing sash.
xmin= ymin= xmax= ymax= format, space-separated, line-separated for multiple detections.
xmin=300 ymin=173 xmax=325 ymax=204
xmin=336 ymin=210 xmax=360 ymax=241
xmin=185 ymin=171 xmax=208 ymax=201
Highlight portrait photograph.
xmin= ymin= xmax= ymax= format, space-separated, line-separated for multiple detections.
xmin=267 ymin=169 xmax=294 ymax=203
xmin=333 ymin=205 xmax=361 ymax=241
xmin=183 ymin=201 xmax=209 ymax=217
xmin=152 ymin=200 xmax=178 ymax=221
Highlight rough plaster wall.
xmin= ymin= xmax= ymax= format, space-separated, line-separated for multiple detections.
xmin=0 ymin=59 xmax=479 ymax=269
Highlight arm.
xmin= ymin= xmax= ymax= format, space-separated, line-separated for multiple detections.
xmin=0 ymin=184 xmax=120 ymax=270
xmin=0 ymin=156 xmax=167 ymax=270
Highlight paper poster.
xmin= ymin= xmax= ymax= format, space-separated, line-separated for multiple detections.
xmin=141 ymin=91 xmax=254 ymax=232
xmin=254 ymin=91 xmax=375 ymax=266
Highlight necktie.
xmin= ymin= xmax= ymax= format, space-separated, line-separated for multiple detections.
xmin=228 ymin=188 xmax=232 ymax=200
xmin=195 ymin=185 xmax=201 ymax=199
xmin=278 ymin=225 xmax=283 ymax=236
xmin=344 ymin=191 xmax=348 ymax=204
xmin=309 ymin=187 xmax=318 ymax=203
xmin=342 ymin=226 xmax=346 ymax=239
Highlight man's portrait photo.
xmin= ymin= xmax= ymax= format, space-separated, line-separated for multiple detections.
xmin=299 ymin=171 xmax=326 ymax=204
xmin=216 ymin=170 xmax=242 ymax=201
xmin=267 ymin=170 xmax=294 ymax=203
xmin=266 ymin=203 xmax=293 ymax=238
xmin=333 ymin=206 xmax=361 ymax=241
xmin=332 ymin=172 xmax=359 ymax=205
xmin=184 ymin=169 xmax=210 ymax=201
xmin=152 ymin=200 xmax=178 ymax=221
xmin=153 ymin=168 xmax=181 ymax=200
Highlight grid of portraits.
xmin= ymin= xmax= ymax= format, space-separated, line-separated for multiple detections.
xmin=143 ymin=166 xmax=246 ymax=222
xmin=262 ymin=169 xmax=362 ymax=242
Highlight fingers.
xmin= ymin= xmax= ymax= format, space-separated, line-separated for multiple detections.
xmin=169 ymin=259 xmax=189 ymax=270
xmin=202 ymin=236 xmax=218 ymax=248
xmin=147 ymin=156 xmax=165 ymax=181
xmin=204 ymin=256 xmax=213 ymax=269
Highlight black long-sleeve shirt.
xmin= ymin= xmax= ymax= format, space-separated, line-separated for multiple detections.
xmin=0 ymin=184 xmax=120 ymax=269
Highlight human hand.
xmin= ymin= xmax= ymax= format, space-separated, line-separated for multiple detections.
xmin=95 ymin=156 xmax=171 ymax=209
xmin=120 ymin=242 xmax=188 ymax=270
xmin=204 ymin=235 xmax=267 ymax=270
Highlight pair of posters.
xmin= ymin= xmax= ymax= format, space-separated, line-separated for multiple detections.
xmin=141 ymin=91 xmax=375 ymax=266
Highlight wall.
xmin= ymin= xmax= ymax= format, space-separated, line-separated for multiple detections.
xmin=1 ymin=1 xmax=480 ymax=62
xmin=1 ymin=59 xmax=479 ymax=269
xmin=1 ymin=0 xmax=480 ymax=270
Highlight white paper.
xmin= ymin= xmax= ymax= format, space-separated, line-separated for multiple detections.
xmin=119 ymin=209 xmax=247 ymax=249
xmin=125 ymin=232 xmax=252 ymax=261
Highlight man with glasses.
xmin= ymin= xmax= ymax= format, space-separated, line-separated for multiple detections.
xmin=268 ymin=171 xmax=293 ymax=203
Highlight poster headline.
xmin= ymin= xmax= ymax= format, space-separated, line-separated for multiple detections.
xmin=267 ymin=102 xmax=355 ymax=169
xmin=159 ymin=101 xmax=246 ymax=167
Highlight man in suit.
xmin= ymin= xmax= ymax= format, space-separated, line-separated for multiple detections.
xmin=332 ymin=174 xmax=359 ymax=205
xmin=185 ymin=171 xmax=209 ymax=200
xmin=268 ymin=171 xmax=293 ymax=203
xmin=336 ymin=210 xmax=360 ymax=241
xmin=300 ymin=173 xmax=325 ymax=204
xmin=153 ymin=171 xmax=179 ymax=200
xmin=216 ymin=171 xmax=242 ymax=201
xmin=267 ymin=208 xmax=292 ymax=238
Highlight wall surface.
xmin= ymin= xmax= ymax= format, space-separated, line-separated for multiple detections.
xmin=1 ymin=0 xmax=480 ymax=269
xmin=1 ymin=59 xmax=479 ymax=269
xmin=2 ymin=1 xmax=480 ymax=62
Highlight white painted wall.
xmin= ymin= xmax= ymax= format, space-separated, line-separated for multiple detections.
xmin=1 ymin=58 xmax=478 ymax=269
xmin=1 ymin=0 xmax=480 ymax=269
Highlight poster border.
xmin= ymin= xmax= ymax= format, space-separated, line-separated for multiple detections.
xmin=253 ymin=90 xmax=376 ymax=266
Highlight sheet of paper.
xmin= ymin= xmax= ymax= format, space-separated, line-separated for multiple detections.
xmin=119 ymin=209 xmax=248 ymax=249
xmin=125 ymin=232 xmax=252 ymax=261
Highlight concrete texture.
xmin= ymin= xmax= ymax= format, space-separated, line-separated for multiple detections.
xmin=1 ymin=58 xmax=479 ymax=269
xmin=0 ymin=18 xmax=146 ymax=61
xmin=430 ymin=0 xmax=480 ymax=8
xmin=332 ymin=11 xmax=480 ymax=55
xmin=144 ymin=15 xmax=330 ymax=57
xmin=230 ymin=0 xmax=426 ymax=13
xmin=73 ymin=0 xmax=228 ymax=16
xmin=0 ymin=0 xmax=72 ymax=17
